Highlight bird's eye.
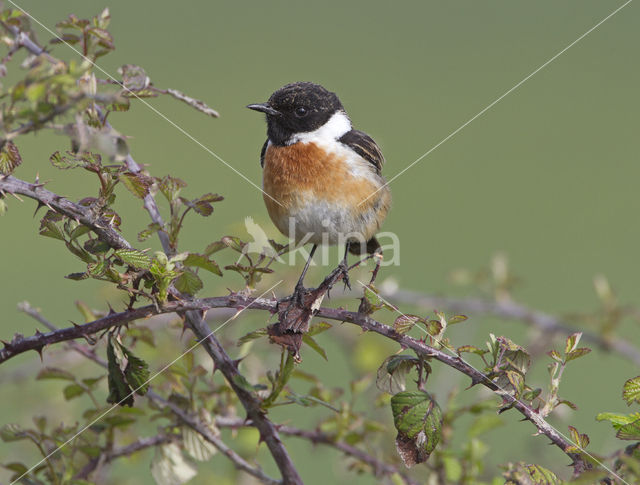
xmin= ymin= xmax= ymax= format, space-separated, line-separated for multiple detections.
xmin=294 ymin=106 xmax=308 ymax=118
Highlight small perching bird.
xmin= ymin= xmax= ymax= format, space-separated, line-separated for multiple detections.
xmin=248 ymin=81 xmax=391 ymax=304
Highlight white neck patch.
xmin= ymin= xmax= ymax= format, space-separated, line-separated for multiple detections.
xmin=288 ymin=111 xmax=351 ymax=145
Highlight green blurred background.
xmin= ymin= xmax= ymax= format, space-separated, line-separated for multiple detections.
xmin=1 ymin=0 xmax=639 ymax=483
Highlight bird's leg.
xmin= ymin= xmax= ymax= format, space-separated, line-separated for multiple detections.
xmin=339 ymin=243 xmax=352 ymax=291
xmin=290 ymin=244 xmax=317 ymax=306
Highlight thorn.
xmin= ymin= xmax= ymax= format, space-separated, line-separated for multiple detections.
xmin=70 ymin=320 xmax=81 ymax=328
xmin=34 ymin=329 xmax=43 ymax=337
xmin=9 ymin=192 xmax=23 ymax=202
xmin=107 ymin=303 xmax=116 ymax=315
xmin=34 ymin=345 xmax=45 ymax=360
xmin=232 ymin=357 xmax=245 ymax=369
xmin=33 ymin=201 xmax=47 ymax=217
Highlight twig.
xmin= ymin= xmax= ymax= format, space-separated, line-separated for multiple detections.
xmin=74 ymin=434 xmax=179 ymax=480
xmin=0 ymin=175 xmax=132 ymax=250
xmin=383 ymin=288 xmax=640 ymax=366
xmin=1 ymin=292 xmax=589 ymax=473
xmin=149 ymin=391 xmax=282 ymax=485
xmin=21 ymin=306 xmax=281 ymax=485
xmin=216 ymin=417 xmax=419 ymax=485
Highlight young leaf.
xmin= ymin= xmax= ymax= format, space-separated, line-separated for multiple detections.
xmin=616 ymin=418 xmax=640 ymax=440
xmin=138 ymin=222 xmax=162 ymax=242
xmin=183 ymin=253 xmax=222 ymax=276
xmin=448 ymin=314 xmax=468 ymax=325
xmin=307 ymin=321 xmax=332 ymax=336
xmin=0 ymin=141 xmax=22 ymax=175
xmin=119 ymin=172 xmax=152 ymax=199
xmin=174 ymin=269 xmax=203 ymax=296
xmin=114 ymin=248 xmax=152 ymax=270
xmin=623 ymin=376 xmax=640 ymax=406
xmin=565 ymin=347 xmax=591 ymax=362
xmin=390 ymin=391 xmax=442 ymax=467
xmin=394 ymin=315 xmax=420 ymax=335
xmin=107 ymin=337 xmax=134 ymax=407
xmin=63 ymin=383 xmax=86 ymax=400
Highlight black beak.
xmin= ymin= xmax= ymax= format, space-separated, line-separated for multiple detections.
xmin=247 ymin=103 xmax=280 ymax=116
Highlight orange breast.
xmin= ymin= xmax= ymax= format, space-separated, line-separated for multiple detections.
xmin=262 ymin=142 xmax=388 ymax=239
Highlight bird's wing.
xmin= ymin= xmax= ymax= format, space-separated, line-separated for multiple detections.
xmin=260 ymin=139 xmax=268 ymax=168
xmin=338 ymin=129 xmax=385 ymax=175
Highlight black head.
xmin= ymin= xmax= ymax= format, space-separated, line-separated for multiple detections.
xmin=247 ymin=82 xmax=345 ymax=146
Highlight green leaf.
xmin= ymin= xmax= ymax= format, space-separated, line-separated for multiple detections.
xmin=84 ymin=239 xmax=111 ymax=254
xmin=174 ymin=269 xmax=203 ymax=296
xmin=107 ymin=336 xmax=134 ymax=407
xmin=623 ymin=376 xmax=640 ymax=406
xmin=502 ymin=462 xmax=560 ymax=485
xmin=63 ymin=384 xmax=86 ymax=400
xmin=617 ymin=418 xmax=640 ymax=440
xmin=156 ymin=175 xmax=186 ymax=202
xmin=0 ymin=424 xmax=29 ymax=442
xmin=448 ymin=314 xmax=468 ymax=325
xmin=456 ymin=345 xmax=488 ymax=356
xmin=119 ymin=172 xmax=151 ymax=199
xmin=307 ymin=321 xmax=332 ymax=336
xmin=204 ymin=240 xmax=226 ymax=256
xmin=221 ymin=236 xmax=246 ymax=253
xmin=302 ymin=334 xmax=328 ymax=361
xmin=237 ymin=328 xmax=268 ymax=346
xmin=183 ymin=253 xmax=222 ymax=276
xmin=36 ymin=367 xmax=76 ymax=381
xmin=565 ymin=347 xmax=591 ymax=362
xmin=390 ymin=391 xmax=442 ymax=467
xmin=0 ymin=141 xmax=22 ymax=175
xmin=182 ymin=426 xmax=217 ymax=461
xmin=39 ymin=220 xmax=65 ymax=241
xmin=106 ymin=337 xmax=149 ymax=406
xmin=565 ymin=332 xmax=582 ymax=354
xmin=114 ymin=248 xmax=152 ymax=270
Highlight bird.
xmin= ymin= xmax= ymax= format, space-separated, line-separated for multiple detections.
xmin=247 ymin=81 xmax=391 ymax=304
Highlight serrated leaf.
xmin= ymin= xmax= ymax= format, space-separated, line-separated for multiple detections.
xmin=394 ymin=314 xmax=420 ymax=334
xmin=87 ymin=260 xmax=108 ymax=277
xmin=503 ymin=462 xmax=560 ymax=485
xmin=391 ymin=391 xmax=442 ymax=467
xmin=424 ymin=319 xmax=443 ymax=337
xmin=617 ymin=418 xmax=640 ymax=440
xmin=39 ymin=219 xmax=65 ymax=241
xmin=0 ymin=141 xmax=22 ymax=175
xmin=151 ymin=443 xmax=197 ymax=485
xmin=119 ymin=172 xmax=151 ymax=199
xmin=237 ymin=328 xmax=268 ymax=346
xmin=114 ymin=249 xmax=152 ymax=270
xmin=36 ymin=367 xmax=76 ymax=381
xmin=174 ymin=269 xmax=203 ymax=296
xmin=623 ymin=376 xmax=640 ymax=406
xmin=546 ymin=349 xmax=563 ymax=363
xmin=302 ymin=334 xmax=328 ymax=361
xmin=565 ymin=332 xmax=582 ymax=354
xmin=565 ymin=347 xmax=591 ymax=362
xmin=183 ymin=253 xmax=222 ymax=276
xmin=204 ymin=240 xmax=226 ymax=256
xmin=156 ymin=175 xmax=186 ymax=202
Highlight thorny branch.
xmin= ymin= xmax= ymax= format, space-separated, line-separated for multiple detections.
xmin=21 ymin=305 xmax=281 ymax=485
xmin=383 ymin=288 xmax=640 ymax=366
